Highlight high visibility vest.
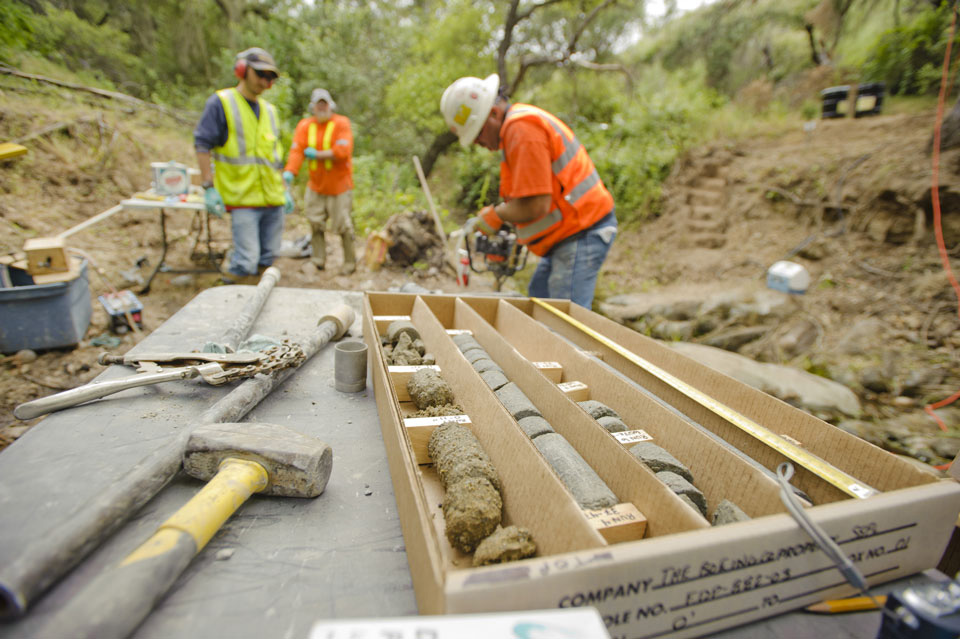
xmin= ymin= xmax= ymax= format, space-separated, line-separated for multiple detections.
xmin=499 ymin=104 xmax=614 ymax=256
xmin=211 ymin=88 xmax=285 ymax=208
xmin=307 ymin=120 xmax=336 ymax=171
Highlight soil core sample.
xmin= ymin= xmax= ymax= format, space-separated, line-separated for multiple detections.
xmin=407 ymin=368 xmax=455 ymax=409
xmin=473 ymin=525 xmax=537 ymax=566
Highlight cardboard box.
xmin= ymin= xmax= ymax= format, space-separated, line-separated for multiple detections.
xmin=23 ymin=236 xmax=68 ymax=275
xmin=364 ymin=292 xmax=960 ymax=638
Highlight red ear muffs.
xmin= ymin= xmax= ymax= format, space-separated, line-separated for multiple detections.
xmin=234 ymin=58 xmax=247 ymax=80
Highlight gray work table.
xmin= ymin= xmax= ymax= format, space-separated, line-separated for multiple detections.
xmin=0 ymin=286 xmax=944 ymax=638
xmin=0 ymin=286 xmax=416 ymax=638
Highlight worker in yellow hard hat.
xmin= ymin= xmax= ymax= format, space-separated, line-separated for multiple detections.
xmin=440 ymin=74 xmax=617 ymax=308
xmin=194 ymin=47 xmax=294 ymax=281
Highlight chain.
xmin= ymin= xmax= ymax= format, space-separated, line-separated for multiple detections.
xmin=204 ymin=339 xmax=306 ymax=385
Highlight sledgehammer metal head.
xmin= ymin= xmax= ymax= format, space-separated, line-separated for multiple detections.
xmin=184 ymin=422 xmax=333 ymax=498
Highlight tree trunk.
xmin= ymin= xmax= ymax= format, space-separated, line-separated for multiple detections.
xmin=420 ymin=131 xmax=457 ymax=178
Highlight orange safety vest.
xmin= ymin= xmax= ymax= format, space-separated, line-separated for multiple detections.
xmin=499 ymin=104 xmax=614 ymax=256
xmin=307 ymin=120 xmax=336 ymax=172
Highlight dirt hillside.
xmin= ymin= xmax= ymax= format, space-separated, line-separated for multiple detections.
xmin=2 ymin=82 xmax=959 ymax=468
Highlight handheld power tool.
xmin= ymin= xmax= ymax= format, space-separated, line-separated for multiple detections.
xmin=462 ymin=222 xmax=528 ymax=292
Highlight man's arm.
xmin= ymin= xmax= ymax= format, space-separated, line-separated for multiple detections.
xmin=194 ymin=94 xmax=228 ymax=185
xmin=494 ymin=195 xmax=551 ymax=224
xmin=283 ymin=119 xmax=308 ymax=175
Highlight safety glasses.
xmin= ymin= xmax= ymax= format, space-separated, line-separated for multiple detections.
xmin=254 ymin=68 xmax=278 ymax=82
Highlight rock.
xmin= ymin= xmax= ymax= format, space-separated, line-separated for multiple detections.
xmin=479 ymin=369 xmax=509 ymax=391
xmin=407 ymin=368 xmax=454 ymax=409
xmin=651 ymin=319 xmax=696 ymax=341
xmin=473 ymin=525 xmax=537 ymax=566
xmin=712 ymin=499 xmax=751 ymax=526
xmin=932 ymin=436 xmax=960 ymax=460
xmin=578 ymin=400 xmax=621 ymax=420
xmin=300 ymin=262 xmax=319 ymax=276
xmin=170 ymin=274 xmax=194 ymax=287
xmin=495 ymin=383 xmax=541 ymax=420
xmin=471 ymin=358 xmax=502 ymax=375
xmin=597 ymin=416 xmax=629 ymax=433
xmin=517 ymin=415 xmax=554 ymax=439
xmin=422 ymin=353 xmax=436 ymax=365
xmin=668 ymin=342 xmax=862 ymax=417
xmin=533 ymin=433 xmax=618 ymax=510
xmin=703 ymin=326 xmax=768 ymax=352
xmin=838 ymin=318 xmax=887 ymax=356
xmin=630 ymin=442 xmax=694 ymax=483
xmin=777 ymin=319 xmax=818 ymax=357
xmin=463 ymin=348 xmax=490 ymax=364
xmin=892 ymin=396 xmax=916 ymax=408
xmin=860 ymin=366 xmax=890 ymax=394
xmin=901 ymin=368 xmax=946 ymax=397
xmin=387 ymin=320 xmax=419 ymax=344
xmin=452 ymin=334 xmax=483 ymax=353
xmin=658 ymin=471 xmax=707 ymax=516
xmin=14 ymin=350 xmax=37 ymax=365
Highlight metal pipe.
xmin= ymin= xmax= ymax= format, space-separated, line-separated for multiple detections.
xmin=0 ymin=296 xmax=351 ymax=619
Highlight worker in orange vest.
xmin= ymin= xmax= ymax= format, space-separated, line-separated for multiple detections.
xmin=440 ymin=74 xmax=617 ymax=308
xmin=283 ymin=88 xmax=356 ymax=274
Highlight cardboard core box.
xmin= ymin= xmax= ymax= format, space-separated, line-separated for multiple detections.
xmin=363 ymin=292 xmax=960 ymax=639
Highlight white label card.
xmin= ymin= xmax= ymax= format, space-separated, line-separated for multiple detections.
xmin=613 ymin=430 xmax=653 ymax=444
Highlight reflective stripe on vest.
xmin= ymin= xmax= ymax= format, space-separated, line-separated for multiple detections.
xmin=307 ymin=120 xmax=336 ymax=172
xmin=308 ymin=122 xmax=318 ymax=171
xmin=211 ymin=88 xmax=285 ymax=207
xmin=500 ymin=104 xmax=613 ymax=255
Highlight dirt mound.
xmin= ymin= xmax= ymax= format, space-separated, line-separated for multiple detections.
xmin=601 ymin=110 xmax=960 ymax=466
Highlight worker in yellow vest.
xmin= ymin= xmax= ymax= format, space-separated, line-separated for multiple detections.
xmin=283 ymin=88 xmax=356 ymax=274
xmin=194 ymin=47 xmax=293 ymax=282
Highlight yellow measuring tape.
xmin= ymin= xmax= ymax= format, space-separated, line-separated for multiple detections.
xmin=532 ymin=298 xmax=878 ymax=500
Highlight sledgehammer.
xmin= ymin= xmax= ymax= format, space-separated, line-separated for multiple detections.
xmin=41 ymin=422 xmax=333 ymax=639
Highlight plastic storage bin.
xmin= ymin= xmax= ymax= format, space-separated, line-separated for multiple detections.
xmin=0 ymin=260 xmax=92 ymax=353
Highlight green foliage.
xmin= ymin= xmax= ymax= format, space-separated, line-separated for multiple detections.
xmin=0 ymin=1 xmax=36 ymax=63
xmin=862 ymin=5 xmax=958 ymax=95
xmin=351 ymin=152 xmax=421 ymax=235
xmin=28 ymin=5 xmax=146 ymax=92
xmin=451 ymin=146 xmax=500 ymax=212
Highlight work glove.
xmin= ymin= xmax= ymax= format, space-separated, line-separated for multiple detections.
xmin=283 ymin=190 xmax=295 ymax=215
xmin=282 ymin=170 xmax=294 ymax=185
xmin=475 ymin=204 xmax=502 ymax=236
xmin=204 ymin=187 xmax=225 ymax=218
xmin=303 ymin=147 xmax=319 ymax=159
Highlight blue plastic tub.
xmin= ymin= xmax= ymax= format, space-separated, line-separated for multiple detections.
xmin=0 ymin=260 xmax=92 ymax=353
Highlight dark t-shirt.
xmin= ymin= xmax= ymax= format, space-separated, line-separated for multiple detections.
xmin=193 ymin=91 xmax=260 ymax=152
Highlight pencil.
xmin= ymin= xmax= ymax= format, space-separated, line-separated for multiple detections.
xmin=805 ymin=595 xmax=887 ymax=614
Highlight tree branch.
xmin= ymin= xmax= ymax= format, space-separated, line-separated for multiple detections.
xmin=0 ymin=65 xmax=197 ymax=126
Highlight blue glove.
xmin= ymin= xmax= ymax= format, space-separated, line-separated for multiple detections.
xmin=283 ymin=190 xmax=294 ymax=215
xmin=204 ymin=187 xmax=225 ymax=218
xmin=303 ymin=147 xmax=319 ymax=159
xmin=282 ymin=170 xmax=294 ymax=185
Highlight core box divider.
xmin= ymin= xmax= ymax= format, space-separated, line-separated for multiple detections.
xmin=407 ymin=296 xmax=606 ymax=553
xmin=486 ymin=298 xmax=786 ymax=520
xmin=529 ymin=299 xmax=936 ymax=504
xmin=451 ymin=298 xmax=709 ymax=535
xmin=365 ymin=292 xmax=960 ymax=638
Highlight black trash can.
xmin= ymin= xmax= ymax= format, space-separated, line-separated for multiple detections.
xmin=854 ymin=82 xmax=885 ymax=118
xmin=820 ymin=85 xmax=850 ymax=119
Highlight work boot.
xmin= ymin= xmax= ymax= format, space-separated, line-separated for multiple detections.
xmin=340 ymin=231 xmax=356 ymax=275
xmin=311 ymin=232 xmax=326 ymax=270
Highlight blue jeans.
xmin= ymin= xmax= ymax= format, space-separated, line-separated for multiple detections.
xmin=527 ymin=210 xmax=617 ymax=309
xmin=228 ymin=207 xmax=284 ymax=276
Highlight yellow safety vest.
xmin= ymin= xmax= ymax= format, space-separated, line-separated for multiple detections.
xmin=211 ymin=88 xmax=285 ymax=208
xmin=307 ymin=120 xmax=336 ymax=171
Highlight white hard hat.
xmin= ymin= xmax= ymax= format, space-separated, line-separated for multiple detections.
xmin=310 ymin=88 xmax=336 ymax=110
xmin=440 ymin=74 xmax=500 ymax=147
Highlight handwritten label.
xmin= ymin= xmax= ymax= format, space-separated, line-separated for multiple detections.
xmin=558 ymin=381 xmax=588 ymax=392
xmin=446 ymin=329 xmax=473 ymax=336
xmin=613 ymin=430 xmax=653 ymax=444
xmin=403 ymin=415 xmax=471 ymax=427
xmin=534 ymin=361 xmax=562 ymax=369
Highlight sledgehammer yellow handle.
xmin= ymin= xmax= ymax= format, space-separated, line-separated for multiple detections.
xmin=41 ymin=459 xmax=268 ymax=639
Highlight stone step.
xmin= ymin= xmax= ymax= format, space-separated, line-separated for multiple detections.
xmin=696 ymin=176 xmax=727 ymax=190
xmin=681 ymin=232 xmax=727 ymax=249
xmin=689 ymin=219 xmax=728 ymax=234
xmin=687 ymin=188 xmax=723 ymax=207
xmin=689 ymin=205 xmax=720 ymax=220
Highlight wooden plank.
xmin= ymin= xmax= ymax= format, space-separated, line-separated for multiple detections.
xmin=557 ymin=380 xmax=589 ymax=402
xmin=583 ymin=503 xmax=647 ymax=544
